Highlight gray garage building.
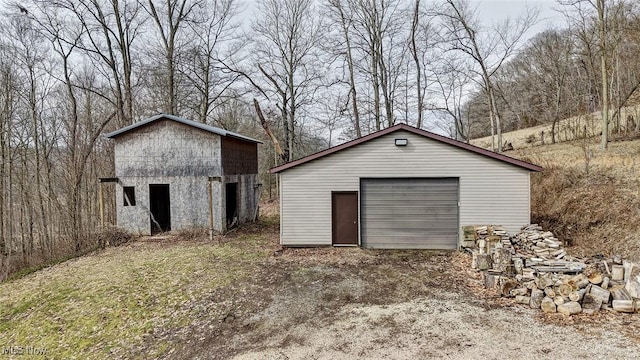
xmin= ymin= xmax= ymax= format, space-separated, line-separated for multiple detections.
xmin=104 ymin=114 xmax=261 ymax=235
xmin=271 ymin=124 xmax=542 ymax=249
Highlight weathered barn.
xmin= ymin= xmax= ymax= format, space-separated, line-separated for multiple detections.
xmin=271 ymin=124 xmax=542 ymax=249
xmin=104 ymin=114 xmax=261 ymax=235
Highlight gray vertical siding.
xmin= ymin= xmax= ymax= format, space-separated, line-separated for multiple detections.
xmin=112 ymin=119 xmax=259 ymax=234
xmin=116 ymin=176 xmax=223 ymax=234
xmin=279 ymin=130 xmax=531 ymax=246
xmin=114 ymin=119 xmax=221 ymax=177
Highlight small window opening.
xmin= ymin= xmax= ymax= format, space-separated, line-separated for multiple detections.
xmin=123 ymin=186 xmax=136 ymax=206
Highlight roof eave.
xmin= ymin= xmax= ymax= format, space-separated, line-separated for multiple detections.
xmin=270 ymin=124 xmax=543 ymax=173
xmin=103 ymin=113 xmax=262 ymax=144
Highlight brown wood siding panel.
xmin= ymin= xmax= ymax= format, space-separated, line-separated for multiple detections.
xmin=222 ymin=137 xmax=258 ymax=175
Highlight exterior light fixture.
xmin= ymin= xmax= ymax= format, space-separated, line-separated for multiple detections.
xmin=395 ymin=138 xmax=408 ymax=146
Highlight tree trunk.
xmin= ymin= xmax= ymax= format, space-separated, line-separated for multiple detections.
xmin=598 ymin=0 xmax=609 ymax=150
xmin=254 ymin=99 xmax=285 ymax=162
xmin=371 ymin=46 xmax=381 ymax=131
xmin=612 ymin=300 xmax=637 ymax=313
xmin=541 ymin=296 xmax=556 ymax=313
xmin=379 ymin=53 xmax=394 ymax=127
xmin=488 ymin=85 xmax=502 ymax=152
xmin=557 ymin=301 xmax=582 ymax=315
xmin=410 ymin=0 xmax=423 ymax=128
xmin=477 ymin=254 xmax=492 ymax=270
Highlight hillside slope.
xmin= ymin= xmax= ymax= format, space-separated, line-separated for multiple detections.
xmin=471 ymin=105 xmax=640 ymax=150
xmin=509 ymin=137 xmax=640 ymax=260
xmin=0 ymin=222 xmax=279 ymax=359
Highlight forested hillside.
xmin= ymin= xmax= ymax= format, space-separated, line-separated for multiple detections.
xmin=1 ymin=0 xmax=639 ymax=279
xmin=465 ymin=1 xmax=640 ymax=150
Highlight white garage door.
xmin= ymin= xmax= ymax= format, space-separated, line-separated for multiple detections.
xmin=361 ymin=178 xmax=459 ymax=249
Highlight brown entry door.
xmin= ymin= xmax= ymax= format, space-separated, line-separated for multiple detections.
xmin=332 ymin=192 xmax=358 ymax=245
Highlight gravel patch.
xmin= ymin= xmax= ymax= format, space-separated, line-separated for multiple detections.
xmin=232 ymin=292 xmax=637 ymax=360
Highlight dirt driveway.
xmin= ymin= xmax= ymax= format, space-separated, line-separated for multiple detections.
xmin=161 ymin=245 xmax=640 ymax=360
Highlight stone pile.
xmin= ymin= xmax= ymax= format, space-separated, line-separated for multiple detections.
xmin=467 ymin=224 xmax=640 ymax=315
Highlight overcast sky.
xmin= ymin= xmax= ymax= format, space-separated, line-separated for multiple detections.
xmin=0 ymin=0 xmax=565 ymax=37
xmin=471 ymin=0 xmax=564 ymax=33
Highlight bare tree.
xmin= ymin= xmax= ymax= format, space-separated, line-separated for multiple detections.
xmin=183 ymin=0 xmax=242 ymax=123
xmin=326 ymin=0 xmax=362 ymax=137
xmin=409 ymin=0 xmax=424 ymax=128
xmin=0 ymin=10 xmax=59 ymax=262
xmin=349 ymin=0 xmax=407 ymax=130
xmin=526 ymin=30 xmax=573 ymax=143
xmin=596 ymin=0 xmax=609 ymax=149
xmin=439 ymin=0 xmax=538 ymax=152
xmin=251 ymin=0 xmax=324 ymax=162
xmin=0 ymin=27 xmax=18 ymax=277
xmin=559 ymin=0 xmax=626 ymax=149
xmin=428 ymin=55 xmax=473 ymax=141
xmin=142 ymin=0 xmax=201 ymax=115
xmin=29 ymin=0 xmax=146 ymax=126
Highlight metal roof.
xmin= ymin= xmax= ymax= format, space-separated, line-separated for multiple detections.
xmin=270 ymin=124 xmax=542 ymax=173
xmin=104 ymin=114 xmax=262 ymax=143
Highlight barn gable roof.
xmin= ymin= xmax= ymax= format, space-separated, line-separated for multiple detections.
xmin=270 ymin=124 xmax=542 ymax=173
xmin=104 ymin=114 xmax=262 ymax=143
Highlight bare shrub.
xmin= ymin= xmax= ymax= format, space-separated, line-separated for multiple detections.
xmin=96 ymin=226 xmax=134 ymax=248
xmin=260 ymin=199 xmax=279 ymax=218
xmin=525 ymin=134 xmax=537 ymax=147
xmin=0 ymin=256 xmax=7 ymax=282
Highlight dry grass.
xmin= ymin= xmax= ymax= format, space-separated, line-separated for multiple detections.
xmin=471 ymin=105 xmax=640 ymax=150
xmin=258 ymin=198 xmax=280 ymax=218
xmin=508 ymin=136 xmax=640 ymax=260
xmin=0 ymin=221 xmax=276 ymax=359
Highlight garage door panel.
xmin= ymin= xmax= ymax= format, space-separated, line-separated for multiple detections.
xmin=364 ymin=199 xmax=457 ymax=207
xmin=366 ymin=224 xmax=458 ymax=232
xmin=361 ymin=178 xmax=459 ymax=249
xmin=365 ymin=208 xmax=458 ymax=216
xmin=365 ymin=220 xmax=458 ymax=228
xmin=366 ymin=192 xmax=457 ymax=199
xmin=373 ymin=238 xmax=457 ymax=249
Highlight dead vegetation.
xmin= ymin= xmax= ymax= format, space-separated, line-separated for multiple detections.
xmin=510 ymin=137 xmax=640 ymax=261
xmin=95 ymin=226 xmax=134 ymax=248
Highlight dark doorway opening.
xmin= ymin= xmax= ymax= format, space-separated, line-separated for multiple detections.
xmin=332 ymin=191 xmax=358 ymax=245
xmin=149 ymin=184 xmax=171 ymax=235
xmin=226 ymin=183 xmax=238 ymax=228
